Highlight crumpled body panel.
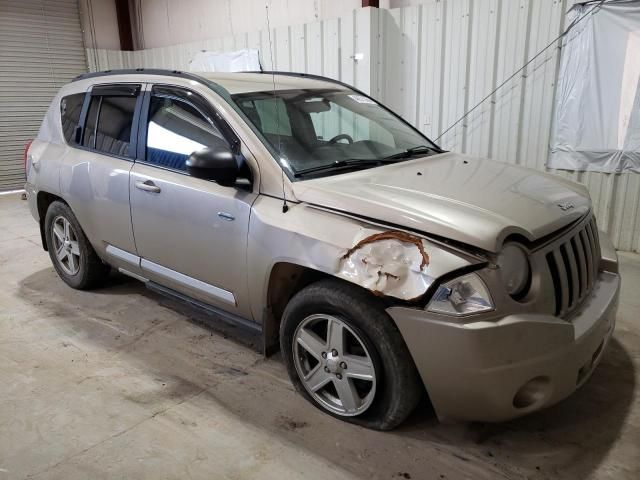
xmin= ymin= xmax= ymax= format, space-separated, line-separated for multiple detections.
xmin=338 ymin=231 xmax=433 ymax=300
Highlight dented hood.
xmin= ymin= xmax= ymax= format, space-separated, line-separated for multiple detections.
xmin=292 ymin=153 xmax=591 ymax=252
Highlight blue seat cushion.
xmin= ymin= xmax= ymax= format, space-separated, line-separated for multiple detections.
xmin=146 ymin=147 xmax=187 ymax=170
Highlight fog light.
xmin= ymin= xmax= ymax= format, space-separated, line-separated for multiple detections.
xmin=512 ymin=376 xmax=551 ymax=409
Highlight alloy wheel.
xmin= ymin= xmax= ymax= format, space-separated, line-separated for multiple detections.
xmin=293 ymin=313 xmax=377 ymax=416
xmin=51 ymin=215 xmax=81 ymax=276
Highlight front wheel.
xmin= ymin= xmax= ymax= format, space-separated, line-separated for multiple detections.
xmin=280 ymin=279 xmax=422 ymax=430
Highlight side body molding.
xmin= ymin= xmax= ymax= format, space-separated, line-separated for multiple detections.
xmin=105 ymin=245 xmax=236 ymax=306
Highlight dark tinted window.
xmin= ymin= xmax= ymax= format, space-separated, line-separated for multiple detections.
xmin=60 ymin=93 xmax=85 ymax=144
xmin=145 ymin=95 xmax=229 ymax=171
xmin=82 ymin=95 xmax=137 ymax=157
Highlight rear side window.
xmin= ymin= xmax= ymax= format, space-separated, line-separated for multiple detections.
xmin=60 ymin=93 xmax=85 ymax=144
xmin=82 ymin=95 xmax=137 ymax=157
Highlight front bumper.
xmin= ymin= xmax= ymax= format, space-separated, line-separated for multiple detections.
xmin=387 ymin=269 xmax=620 ymax=423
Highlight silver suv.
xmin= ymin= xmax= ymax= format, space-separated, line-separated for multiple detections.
xmin=25 ymin=69 xmax=620 ymax=430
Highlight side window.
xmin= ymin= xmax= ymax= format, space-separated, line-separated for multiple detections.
xmin=82 ymin=94 xmax=137 ymax=157
xmin=145 ymin=92 xmax=230 ymax=171
xmin=60 ymin=93 xmax=85 ymax=144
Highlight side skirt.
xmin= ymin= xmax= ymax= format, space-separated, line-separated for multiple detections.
xmin=146 ymin=281 xmax=263 ymax=352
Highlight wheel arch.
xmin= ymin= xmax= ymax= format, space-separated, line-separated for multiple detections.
xmin=262 ymin=261 xmax=334 ymax=355
xmin=36 ymin=191 xmax=67 ymax=251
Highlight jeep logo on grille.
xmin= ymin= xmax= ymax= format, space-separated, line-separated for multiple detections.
xmin=557 ymin=202 xmax=575 ymax=211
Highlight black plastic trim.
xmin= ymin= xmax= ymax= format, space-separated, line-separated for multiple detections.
xmin=146 ymin=281 xmax=262 ymax=334
xmin=73 ymin=68 xmax=210 ymax=85
xmin=136 ymin=89 xmax=151 ymax=162
xmin=75 ymin=91 xmax=92 ymax=145
xmin=128 ymin=90 xmax=144 ymax=159
xmin=91 ymin=83 xmax=141 ymax=97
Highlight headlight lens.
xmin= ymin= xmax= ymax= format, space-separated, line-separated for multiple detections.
xmin=497 ymin=243 xmax=530 ymax=297
xmin=426 ymin=273 xmax=494 ymax=316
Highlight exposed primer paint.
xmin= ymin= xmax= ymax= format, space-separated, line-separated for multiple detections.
xmin=338 ymin=230 xmax=434 ymax=301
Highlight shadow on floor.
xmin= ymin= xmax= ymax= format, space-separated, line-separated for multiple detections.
xmin=399 ymin=336 xmax=635 ymax=475
xmin=17 ymin=267 xmax=637 ymax=479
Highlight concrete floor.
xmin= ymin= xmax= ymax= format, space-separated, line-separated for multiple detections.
xmin=0 ymin=194 xmax=638 ymax=480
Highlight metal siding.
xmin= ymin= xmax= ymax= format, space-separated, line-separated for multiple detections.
xmin=274 ymin=26 xmax=291 ymax=71
xmin=290 ymin=24 xmax=307 ymax=72
xmin=417 ymin=1 xmax=444 ymax=138
xmin=0 ymin=0 xmax=87 ymax=191
xmin=490 ymin=0 xmax=529 ymax=164
xmin=465 ymin=0 xmax=499 ymax=157
xmin=87 ymin=2 xmax=640 ymax=252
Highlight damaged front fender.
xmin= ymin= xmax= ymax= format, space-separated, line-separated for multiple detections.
xmin=338 ymin=230 xmax=434 ymax=301
xmin=248 ymin=199 xmax=480 ymax=319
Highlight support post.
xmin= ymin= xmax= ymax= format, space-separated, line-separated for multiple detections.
xmin=114 ymin=0 xmax=134 ymax=51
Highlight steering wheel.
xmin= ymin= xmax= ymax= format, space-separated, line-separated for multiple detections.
xmin=328 ymin=134 xmax=354 ymax=144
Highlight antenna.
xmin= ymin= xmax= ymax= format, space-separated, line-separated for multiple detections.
xmin=265 ymin=3 xmax=289 ymax=213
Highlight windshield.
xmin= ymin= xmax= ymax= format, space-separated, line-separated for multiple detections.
xmin=232 ymin=88 xmax=440 ymax=179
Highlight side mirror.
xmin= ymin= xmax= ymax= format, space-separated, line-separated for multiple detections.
xmin=186 ymin=145 xmax=239 ymax=186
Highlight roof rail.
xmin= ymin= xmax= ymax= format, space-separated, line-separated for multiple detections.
xmin=247 ymin=70 xmax=357 ymax=91
xmin=72 ymin=68 xmax=209 ymax=84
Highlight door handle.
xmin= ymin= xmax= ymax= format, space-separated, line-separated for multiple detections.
xmin=217 ymin=212 xmax=235 ymax=221
xmin=135 ymin=180 xmax=161 ymax=193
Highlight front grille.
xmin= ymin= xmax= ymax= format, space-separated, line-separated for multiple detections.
xmin=545 ymin=216 xmax=601 ymax=317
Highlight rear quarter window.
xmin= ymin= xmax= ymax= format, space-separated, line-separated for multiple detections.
xmin=82 ymin=95 xmax=137 ymax=158
xmin=60 ymin=93 xmax=85 ymax=144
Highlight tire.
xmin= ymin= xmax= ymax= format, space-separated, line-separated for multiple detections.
xmin=280 ymin=278 xmax=423 ymax=430
xmin=44 ymin=201 xmax=109 ymax=289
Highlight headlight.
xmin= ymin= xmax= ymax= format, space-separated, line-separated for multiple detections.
xmin=426 ymin=273 xmax=494 ymax=316
xmin=497 ymin=243 xmax=530 ymax=298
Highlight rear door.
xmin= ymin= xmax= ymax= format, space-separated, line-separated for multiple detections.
xmin=129 ymin=84 xmax=257 ymax=318
xmin=60 ymin=83 xmax=145 ymax=275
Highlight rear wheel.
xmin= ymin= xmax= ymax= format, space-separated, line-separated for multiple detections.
xmin=281 ymin=279 xmax=422 ymax=430
xmin=44 ymin=201 xmax=109 ymax=289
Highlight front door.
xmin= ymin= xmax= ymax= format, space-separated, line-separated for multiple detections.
xmin=129 ymin=85 xmax=256 ymax=318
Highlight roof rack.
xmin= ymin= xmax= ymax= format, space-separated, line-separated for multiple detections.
xmin=247 ymin=70 xmax=356 ymax=90
xmin=72 ymin=68 xmax=209 ymax=84
xmin=72 ymin=68 xmax=238 ymax=104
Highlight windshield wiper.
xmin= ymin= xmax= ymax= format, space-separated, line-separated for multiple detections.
xmin=293 ymin=158 xmax=401 ymax=178
xmin=383 ymin=145 xmax=441 ymax=160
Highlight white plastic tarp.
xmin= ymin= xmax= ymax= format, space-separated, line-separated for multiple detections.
xmin=189 ymin=48 xmax=261 ymax=73
xmin=548 ymin=0 xmax=640 ymax=173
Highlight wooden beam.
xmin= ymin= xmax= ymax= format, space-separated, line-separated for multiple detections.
xmin=114 ymin=0 xmax=134 ymax=51
xmin=362 ymin=0 xmax=379 ymax=7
